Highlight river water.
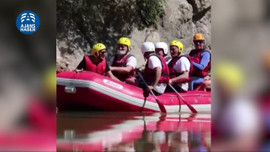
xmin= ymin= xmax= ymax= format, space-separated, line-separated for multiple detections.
xmin=57 ymin=112 xmax=211 ymax=152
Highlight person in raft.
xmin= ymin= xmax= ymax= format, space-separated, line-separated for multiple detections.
xmin=166 ymin=40 xmax=191 ymax=92
xmin=155 ymin=42 xmax=171 ymax=63
xmin=109 ymin=37 xmax=137 ymax=85
xmin=139 ymin=42 xmax=170 ymax=95
xmin=189 ymin=33 xmax=211 ymax=90
xmin=76 ymin=43 xmax=119 ymax=81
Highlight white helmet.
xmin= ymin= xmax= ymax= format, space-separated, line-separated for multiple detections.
xmin=141 ymin=42 xmax=155 ymax=55
xmin=155 ymin=42 xmax=168 ymax=55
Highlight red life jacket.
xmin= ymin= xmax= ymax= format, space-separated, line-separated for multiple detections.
xmin=167 ymin=55 xmax=192 ymax=82
xmin=112 ymin=53 xmax=135 ymax=81
xmin=144 ymin=54 xmax=170 ymax=83
xmin=189 ymin=49 xmax=211 ymax=77
xmin=84 ymin=55 xmax=106 ymax=75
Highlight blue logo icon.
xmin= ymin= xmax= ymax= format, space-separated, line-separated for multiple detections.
xmin=16 ymin=10 xmax=40 ymax=34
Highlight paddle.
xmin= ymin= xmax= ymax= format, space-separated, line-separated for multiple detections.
xmin=136 ymin=70 xmax=167 ymax=113
xmin=168 ymin=83 xmax=198 ymax=113
xmin=140 ymin=96 xmax=147 ymax=112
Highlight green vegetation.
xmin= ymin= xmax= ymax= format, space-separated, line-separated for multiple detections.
xmin=57 ymin=0 xmax=166 ymax=57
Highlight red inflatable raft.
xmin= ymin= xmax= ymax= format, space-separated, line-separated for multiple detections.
xmin=57 ymin=71 xmax=211 ymax=113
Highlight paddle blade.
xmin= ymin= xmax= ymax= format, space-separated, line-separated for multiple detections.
xmin=156 ymin=99 xmax=166 ymax=113
xmin=186 ymin=103 xmax=198 ymax=113
xmin=168 ymin=83 xmax=198 ymax=113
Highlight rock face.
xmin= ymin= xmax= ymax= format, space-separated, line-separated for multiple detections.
xmin=57 ymin=0 xmax=211 ymax=70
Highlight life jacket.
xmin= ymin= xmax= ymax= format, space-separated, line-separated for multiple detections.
xmin=189 ymin=49 xmax=211 ymax=77
xmin=112 ymin=53 xmax=135 ymax=81
xmin=84 ymin=55 xmax=106 ymax=75
xmin=167 ymin=55 xmax=192 ymax=82
xmin=144 ymin=54 xmax=170 ymax=83
xmin=164 ymin=56 xmax=171 ymax=62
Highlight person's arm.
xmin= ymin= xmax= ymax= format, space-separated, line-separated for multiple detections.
xmin=110 ymin=65 xmax=133 ymax=73
xmin=146 ymin=56 xmax=161 ymax=91
xmin=170 ymin=71 xmax=189 ymax=83
xmin=153 ymin=67 xmax=161 ymax=88
xmin=146 ymin=67 xmax=161 ymax=91
xmin=75 ymin=57 xmax=85 ymax=72
xmin=76 ymin=57 xmax=85 ymax=69
xmin=105 ymin=62 xmax=120 ymax=81
xmin=106 ymin=71 xmax=120 ymax=81
xmin=192 ymin=51 xmax=210 ymax=70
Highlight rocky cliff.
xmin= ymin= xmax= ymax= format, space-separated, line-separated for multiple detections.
xmin=56 ymin=0 xmax=211 ymax=70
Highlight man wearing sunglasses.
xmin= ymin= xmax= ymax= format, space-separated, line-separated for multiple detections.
xmin=76 ymin=43 xmax=119 ymax=81
xmin=189 ymin=33 xmax=211 ymax=90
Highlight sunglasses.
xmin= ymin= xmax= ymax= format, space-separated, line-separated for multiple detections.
xmin=99 ymin=51 xmax=106 ymax=54
xmin=194 ymin=40 xmax=204 ymax=44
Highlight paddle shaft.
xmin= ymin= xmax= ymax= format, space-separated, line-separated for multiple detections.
xmin=168 ymin=83 xmax=198 ymax=113
xmin=140 ymin=97 xmax=147 ymax=112
xmin=136 ymin=70 xmax=167 ymax=113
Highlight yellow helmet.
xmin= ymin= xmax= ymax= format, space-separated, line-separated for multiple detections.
xmin=214 ymin=61 xmax=244 ymax=92
xmin=92 ymin=43 xmax=106 ymax=56
xmin=170 ymin=40 xmax=184 ymax=53
xmin=193 ymin=33 xmax=205 ymax=41
xmin=118 ymin=37 xmax=130 ymax=50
